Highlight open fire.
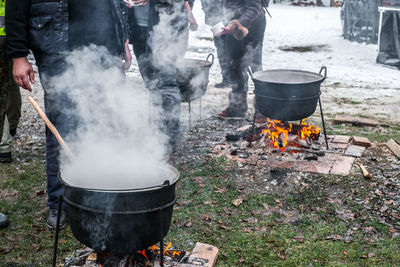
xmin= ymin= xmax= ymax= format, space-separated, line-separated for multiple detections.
xmin=64 ymin=243 xmax=187 ymax=267
xmin=262 ymin=118 xmax=321 ymax=152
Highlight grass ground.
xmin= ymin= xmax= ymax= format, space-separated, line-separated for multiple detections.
xmin=1 ymin=151 xmax=399 ymax=266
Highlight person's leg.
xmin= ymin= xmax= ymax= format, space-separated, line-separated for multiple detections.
xmin=0 ymin=116 xmax=12 ymax=162
xmin=214 ymin=35 xmax=231 ymax=87
xmin=6 ymin=59 xmax=22 ymax=136
xmin=245 ymin=18 xmax=267 ymax=122
xmin=0 ymin=52 xmax=11 ymax=162
xmin=147 ymin=7 xmax=183 ymax=152
xmin=39 ymin=65 xmax=76 ymax=228
xmin=218 ymin=34 xmax=247 ymax=117
xmin=131 ymin=24 xmax=151 ymax=83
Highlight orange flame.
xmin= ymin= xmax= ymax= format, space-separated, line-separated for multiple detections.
xmin=262 ymin=118 xmax=320 ymax=151
xmin=138 ymin=249 xmax=148 ymax=259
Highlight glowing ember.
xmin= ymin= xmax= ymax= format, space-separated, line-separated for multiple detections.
xmin=262 ymin=118 xmax=321 ymax=151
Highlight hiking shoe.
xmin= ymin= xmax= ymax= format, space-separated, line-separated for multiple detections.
xmin=47 ymin=209 xmax=66 ymax=230
xmin=217 ymin=109 xmax=246 ymax=120
xmin=254 ymin=112 xmax=267 ymax=124
xmin=0 ymin=213 xmax=9 ymax=229
xmin=0 ymin=152 xmax=12 ymax=163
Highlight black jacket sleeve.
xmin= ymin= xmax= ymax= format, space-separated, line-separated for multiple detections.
xmin=237 ymin=0 xmax=264 ymax=29
xmin=5 ymin=0 xmax=31 ymax=58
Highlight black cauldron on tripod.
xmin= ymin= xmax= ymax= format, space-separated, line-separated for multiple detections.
xmin=248 ymin=66 xmax=329 ymax=149
xmin=51 ymin=166 xmax=179 ymax=267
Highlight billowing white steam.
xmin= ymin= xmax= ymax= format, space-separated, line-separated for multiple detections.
xmin=53 ymin=46 xmax=175 ymax=190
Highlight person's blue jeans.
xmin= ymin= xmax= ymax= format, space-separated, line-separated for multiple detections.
xmin=39 ymin=64 xmax=78 ymax=209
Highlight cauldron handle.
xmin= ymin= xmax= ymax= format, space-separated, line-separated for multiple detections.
xmin=247 ymin=67 xmax=254 ymax=79
xmin=206 ymin=53 xmax=215 ymax=65
xmin=319 ymin=66 xmax=327 ymax=82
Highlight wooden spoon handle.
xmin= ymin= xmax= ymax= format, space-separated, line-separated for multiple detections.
xmin=28 ymin=96 xmax=74 ymax=159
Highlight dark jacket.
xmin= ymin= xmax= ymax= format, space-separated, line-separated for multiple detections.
xmin=224 ymin=0 xmax=265 ymax=29
xmin=5 ymin=0 xmax=129 ymax=67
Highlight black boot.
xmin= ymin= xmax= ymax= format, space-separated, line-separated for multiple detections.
xmin=0 ymin=213 xmax=9 ymax=229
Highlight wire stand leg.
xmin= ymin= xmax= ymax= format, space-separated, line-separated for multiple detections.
xmin=52 ymin=196 xmax=63 ymax=267
xmin=199 ymin=98 xmax=202 ymax=122
xmin=159 ymin=208 xmax=164 ymax=267
xmin=188 ymin=101 xmax=192 ymax=131
xmin=319 ymin=96 xmax=329 ymax=150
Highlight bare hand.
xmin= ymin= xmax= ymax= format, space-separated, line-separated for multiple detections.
xmin=123 ymin=0 xmax=149 ymax=8
xmin=122 ymin=40 xmax=132 ymax=71
xmin=12 ymin=57 xmax=35 ymax=91
xmin=215 ymin=25 xmax=233 ymax=37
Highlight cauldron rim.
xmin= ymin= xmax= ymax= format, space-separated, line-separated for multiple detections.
xmin=252 ymin=69 xmax=324 ymax=85
xmin=58 ymin=165 xmax=179 ymax=193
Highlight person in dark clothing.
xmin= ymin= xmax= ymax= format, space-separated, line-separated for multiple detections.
xmin=201 ymin=0 xmax=231 ymax=88
xmin=6 ymin=0 xmax=130 ymax=229
xmin=216 ymin=0 xmax=266 ymax=120
xmin=125 ymin=0 xmax=188 ymax=151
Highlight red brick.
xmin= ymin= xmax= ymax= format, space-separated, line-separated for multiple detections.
xmin=330 ymin=156 xmax=355 ymax=176
xmin=329 ymin=142 xmax=349 ymax=150
xmin=332 ymin=135 xmax=351 ymax=144
xmin=352 ymin=136 xmax=372 ymax=148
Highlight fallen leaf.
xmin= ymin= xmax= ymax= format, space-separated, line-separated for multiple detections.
xmin=343 ymin=251 xmax=348 ymax=256
xmin=214 ymin=186 xmax=227 ymax=194
xmin=203 ymin=200 xmax=212 ymax=205
xmin=242 ymin=227 xmax=253 ymax=233
xmin=184 ymin=222 xmax=192 ymax=227
xmin=325 ymin=235 xmax=343 ymax=241
xmin=380 ymin=205 xmax=389 ymax=213
xmin=192 ymin=177 xmax=204 ymax=187
xmin=201 ymin=214 xmax=211 ymax=221
xmin=292 ymin=236 xmax=304 ymax=242
xmin=232 ymin=199 xmax=243 ymax=206
xmin=243 ymin=217 xmax=258 ymax=224
xmin=262 ymin=203 xmax=269 ymax=210
xmin=279 ymin=250 xmax=287 ymax=260
xmin=220 ymin=225 xmax=232 ymax=230
xmin=384 ymin=200 xmax=394 ymax=206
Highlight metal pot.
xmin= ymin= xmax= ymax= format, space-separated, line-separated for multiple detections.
xmin=251 ymin=67 xmax=327 ymax=121
xmin=60 ymin=166 xmax=179 ymax=256
xmin=177 ymin=54 xmax=214 ymax=102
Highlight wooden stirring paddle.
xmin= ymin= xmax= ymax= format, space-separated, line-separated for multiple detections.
xmin=28 ymin=96 xmax=74 ymax=159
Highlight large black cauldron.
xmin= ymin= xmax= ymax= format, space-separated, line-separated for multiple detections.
xmin=60 ymin=166 xmax=179 ymax=256
xmin=177 ymin=54 xmax=214 ymax=102
xmin=251 ymin=67 xmax=327 ymax=121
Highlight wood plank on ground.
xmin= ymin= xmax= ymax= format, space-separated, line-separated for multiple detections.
xmin=386 ymin=139 xmax=400 ymax=159
xmin=179 ymin=242 xmax=218 ymax=267
xmin=333 ymin=115 xmax=379 ymax=127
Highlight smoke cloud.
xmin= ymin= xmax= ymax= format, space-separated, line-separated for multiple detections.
xmin=51 ymin=45 xmax=176 ymax=190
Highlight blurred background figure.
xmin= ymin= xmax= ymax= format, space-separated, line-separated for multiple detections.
xmin=0 ymin=0 xmax=21 ymax=164
xmin=215 ymin=0 xmax=266 ymax=120
xmin=125 ymin=0 xmax=188 ymax=152
xmin=201 ymin=0 xmax=231 ymax=88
